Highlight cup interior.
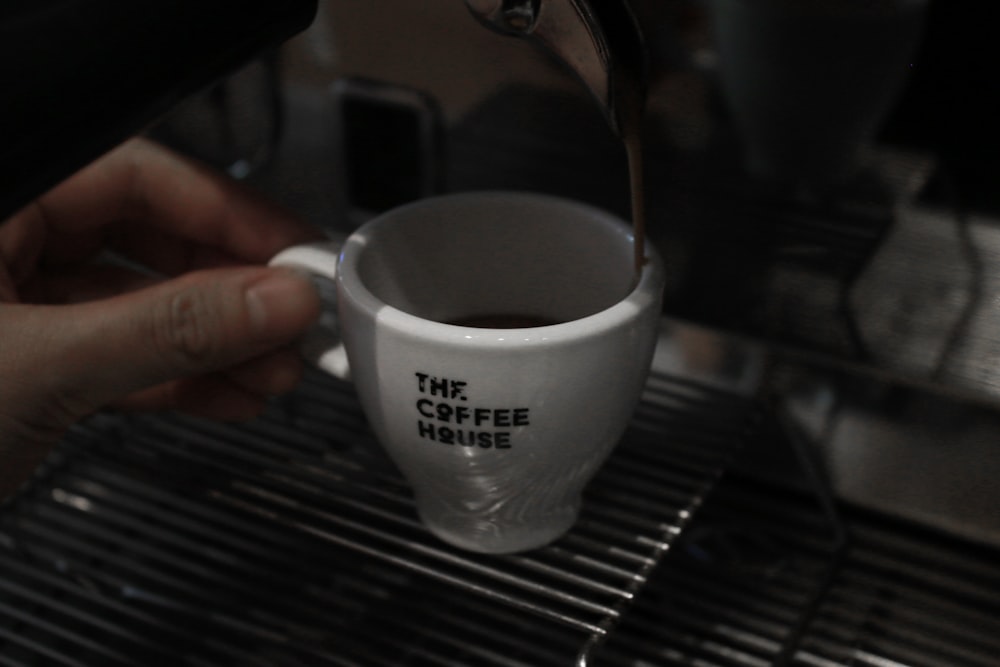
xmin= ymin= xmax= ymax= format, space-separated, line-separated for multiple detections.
xmin=346 ymin=193 xmax=636 ymax=326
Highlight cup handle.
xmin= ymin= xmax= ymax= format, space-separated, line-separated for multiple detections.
xmin=269 ymin=238 xmax=350 ymax=380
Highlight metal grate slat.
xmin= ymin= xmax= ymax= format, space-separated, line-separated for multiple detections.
xmin=596 ymin=472 xmax=1000 ymax=667
xmin=1 ymin=368 xmax=753 ymax=665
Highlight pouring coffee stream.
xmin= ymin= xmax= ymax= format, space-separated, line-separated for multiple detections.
xmin=464 ymin=0 xmax=650 ymax=277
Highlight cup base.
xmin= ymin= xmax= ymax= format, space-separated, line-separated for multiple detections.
xmin=418 ymin=501 xmax=581 ymax=555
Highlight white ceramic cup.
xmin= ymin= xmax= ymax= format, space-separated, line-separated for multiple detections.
xmin=270 ymin=191 xmax=665 ymax=554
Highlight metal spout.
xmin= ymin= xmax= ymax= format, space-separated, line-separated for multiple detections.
xmin=465 ymin=0 xmax=648 ymax=137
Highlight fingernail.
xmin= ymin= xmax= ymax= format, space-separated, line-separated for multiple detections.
xmin=245 ymin=269 xmax=320 ymax=338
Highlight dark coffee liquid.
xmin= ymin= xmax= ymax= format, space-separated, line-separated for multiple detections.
xmin=617 ymin=72 xmax=648 ymax=284
xmin=447 ymin=315 xmax=561 ymax=329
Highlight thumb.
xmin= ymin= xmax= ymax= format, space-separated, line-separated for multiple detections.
xmin=35 ymin=266 xmax=321 ymax=420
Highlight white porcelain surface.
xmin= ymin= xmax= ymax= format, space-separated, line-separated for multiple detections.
xmin=272 ymin=192 xmax=665 ymax=553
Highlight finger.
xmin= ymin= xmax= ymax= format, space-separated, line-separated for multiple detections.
xmin=115 ymin=348 xmax=303 ymax=419
xmin=15 ymin=265 xmax=319 ymax=419
xmin=115 ymin=376 xmax=268 ymax=422
xmin=106 ymin=225 xmax=245 ymax=277
xmin=22 ymin=263 xmax=161 ymax=304
xmin=0 ymin=202 xmax=47 ymax=285
xmin=223 ymin=347 xmax=304 ymax=398
xmin=12 ymin=137 xmax=323 ymax=264
xmin=0 ymin=262 xmax=17 ymax=303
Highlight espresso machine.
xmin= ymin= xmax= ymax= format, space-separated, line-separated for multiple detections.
xmin=3 ymin=1 xmax=1000 ymax=665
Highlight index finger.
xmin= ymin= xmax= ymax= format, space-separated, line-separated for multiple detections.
xmin=29 ymin=137 xmax=323 ymax=263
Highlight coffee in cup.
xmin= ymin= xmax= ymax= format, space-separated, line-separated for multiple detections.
xmin=271 ymin=191 xmax=664 ymax=553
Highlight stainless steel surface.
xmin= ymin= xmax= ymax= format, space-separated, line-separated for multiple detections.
xmin=6 ymin=320 xmax=1000 ymax=665
xmin=601 ymin=476 xmax=1000 ymax=666
xmin=0 ymin=356 xmax=753 ymax=665
xmin=5 ymin=0 xmax=1000 ymax=663
xmin=270 ymin=0 xmax=1000 ymax=407
xmin=656 ymin=318 xmax=1000 ymax=551
xmin=147 ymin=47 xmax=1000 ymax=650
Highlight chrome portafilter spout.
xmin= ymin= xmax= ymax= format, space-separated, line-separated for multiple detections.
xmin=464 ymin=0 xmax=648 ymax=138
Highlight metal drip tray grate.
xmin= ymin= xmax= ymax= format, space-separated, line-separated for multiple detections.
xmin=0 ymin=369 xmax=754 ymax=666
xmin=596 ymin=477 xmax=1000 ymax=667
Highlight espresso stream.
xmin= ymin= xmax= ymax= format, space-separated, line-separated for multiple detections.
xmin=618 ymin=70 xmax=648 ymax=283
xmin=447 ymin=128 xmax=647 ymax=330
xmin=444 ymin=88 xmax=646 ymax=330
xmin=625 ymin=129 xmax=646 ymax=281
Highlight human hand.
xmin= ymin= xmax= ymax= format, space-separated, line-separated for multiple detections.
xmin=1 ymin=138 xmax=323 ymax=497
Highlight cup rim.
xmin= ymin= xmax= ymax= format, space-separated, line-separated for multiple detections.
xmin=337 ymin=191 xmax=665 ymax=345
